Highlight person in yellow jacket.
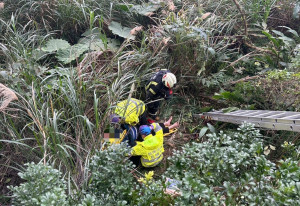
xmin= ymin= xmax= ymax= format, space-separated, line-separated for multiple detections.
xmin=111 ymin=98 xmax=147 ymax=126
xmin=131 ymin=123 xmax=164 ymax=167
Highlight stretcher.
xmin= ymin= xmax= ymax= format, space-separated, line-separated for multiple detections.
xmin=163 ymin=128 xmax=178 ymax=136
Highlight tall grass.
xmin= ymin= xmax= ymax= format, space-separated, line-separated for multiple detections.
xmin=0 ymin=15 xmax=155 ymax=192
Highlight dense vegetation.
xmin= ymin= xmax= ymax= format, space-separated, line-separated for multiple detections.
xmin=0 ymin=0 xmax=299 ymax=205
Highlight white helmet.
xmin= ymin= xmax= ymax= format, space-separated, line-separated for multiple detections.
xmin=162 ymin=72 xmax=177 ymax=88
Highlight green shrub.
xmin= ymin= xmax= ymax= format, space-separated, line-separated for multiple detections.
xmin=273 ymin=158 xmax=300 ymax=204
xmin=86 ymin=143 xmax=136 ymax=205
xmin=165 ymin=123 xmax=300 ymax=205
xmin=9 ymin=162 xmax=68 ymax=206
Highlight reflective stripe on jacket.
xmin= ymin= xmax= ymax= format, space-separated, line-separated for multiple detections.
xmin=114 ymin=98 xmax=145 ymax=125
xmin=131 ymin=123 xmax=164 ymax=167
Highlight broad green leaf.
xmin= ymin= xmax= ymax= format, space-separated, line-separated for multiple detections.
xmin=131 ymin=3 xmax=161 ymax=16
xmin=199 ymin=127 xmax=208 ymax=138
xmin=217 ymin=91 xmax=243 ymax=102
xmin=279 ymin=26 xmax=299 ymax=37
xmin=79 ymin=37 xmax=120 ymax=51
xmin=279 ymin=36 xmax=295 ymax=43
xmin=56 ymin=43 xmax=89 ymax=64
xmin=116 ymin=4 xmax=133 ymax=11
xmin=270 ymin=47 xmax=279 ymax=56
xmin=207 ymin=123 xmax=216 ymax=133
xmin=272 ymin=30 xmax=285 ymax=37
xmin=199 ymin=106 xmax=213 ymax=113
xmin=212 ymin=93 xmax=223 ymax=100
xmin=42 ymin=39 xmax=71 ymax=52
xmin=108 ymin=21 xmax=135 ymax=40
xmin=79 ymin=38 xmax=105 ymax=50
xmin=108 ymin=38 xmax=121 ymax=50
xmin=293 ymin=2 xmax=300 ymax=19
xmin=81 ymin=29 xmax=101 ymax=37
xmin=262 ymin=31 xmax=280 ymax=48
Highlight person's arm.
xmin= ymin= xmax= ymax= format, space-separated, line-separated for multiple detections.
xmin=159 ymin=123 xmax=170 ymax=133
xmin=131 ymin=143 xmax=147 ymax=156
xmin=164 ymin=88 xmax=173 ymax=100
xmin=146 ymin=82 xmax=161 ymax=100
xmin=152 ymin=123 xmax=163 ymax=137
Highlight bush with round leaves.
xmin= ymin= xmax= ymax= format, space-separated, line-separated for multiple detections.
xmin=165 ymin=123 xmax=299 ymax=205
xmin=86 ymin=143 xmax=136 ymax=205
xmin=9 ymin=162 xmax=68 ymax=206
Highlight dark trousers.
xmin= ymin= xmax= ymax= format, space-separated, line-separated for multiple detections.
xmin=138 ymin=111 xmax=148 ymax=126
xmin=159 ymin=123 xmax=170 ymax=133
xmin=130 ymin=156 xmax=141 ymax=168
xmin=147 ymin=100 xmax=160 ymax=117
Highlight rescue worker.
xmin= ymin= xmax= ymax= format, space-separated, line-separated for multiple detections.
xmin=131 ymin=123 xmax=164 ymax=167
xmin=145 ymin=69 xmax=177 ymax=120
xmin=122 ymin=116 xmax=179 ymax=148
xmin=111 ymin=98 xmax=147 ymax=126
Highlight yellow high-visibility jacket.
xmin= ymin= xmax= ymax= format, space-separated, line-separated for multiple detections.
xmin=114 ymin=98 xmax=145 ymax=125
xmin=131 ymin=123 xmax=164 ymax=167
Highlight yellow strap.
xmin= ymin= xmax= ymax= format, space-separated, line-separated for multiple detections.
xmin=117 ymin=129 xmax=128 ymax=143
xmin=146 ymin=81 xmax=158 ymax=90
xmin=149 ymin=88 xmax=156 ymax=95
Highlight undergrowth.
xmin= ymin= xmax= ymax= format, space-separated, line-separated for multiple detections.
xmin=0 ymin=0 xmax=299 ymax=204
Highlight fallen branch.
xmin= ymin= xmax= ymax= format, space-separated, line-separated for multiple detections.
xmin=229 ymin=75 xmax=261 ymax=85
xmin=244 ymin=42 xmax=273 ymax=54
xmin=225 ymin=51 xmax=258 ymax=69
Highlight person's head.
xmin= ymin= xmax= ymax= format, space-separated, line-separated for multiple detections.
xmin=111 ymin=114 xmax=120 ymax=123
xmin=110 ymin=114 xmax=122 ymax=129
xmin=162 ymin=72 xmax=177 ymax=88
xmin=139 ymin=125 xmax=152 ymax=138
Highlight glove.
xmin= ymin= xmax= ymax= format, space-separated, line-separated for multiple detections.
xmin=164 ymin=89 xmax=172 ymax=100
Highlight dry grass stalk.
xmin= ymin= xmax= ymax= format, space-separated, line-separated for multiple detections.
xmin=167 ymin=0 xmax=175 ymax=11
xmin=130 ymin=26 xmax=143 ymax=36
xmin=201 ymin=12 xmax=212 ymax=20
xmin=78 ymin=51 xmax=114 ymax=76
xmin=0 ymin=84 xmax=18 ymax=112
